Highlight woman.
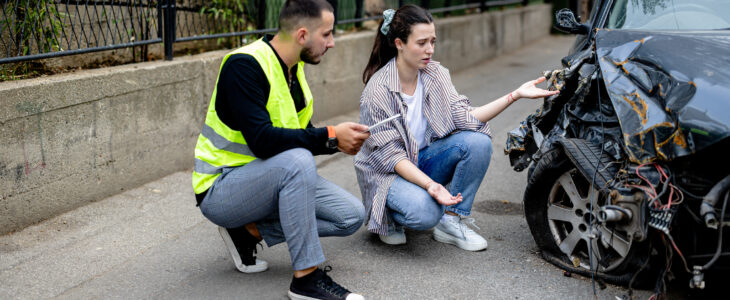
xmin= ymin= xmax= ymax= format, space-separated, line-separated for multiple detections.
xmin=355 ymin=5 xmax=558 ymax=251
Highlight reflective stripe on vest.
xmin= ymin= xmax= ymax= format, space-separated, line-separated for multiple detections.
xmin=200 ymin=123 xmax=255 ymax=157
xmin=194 ymin=158 xmax=221 ymax=175
xmin=192 ymin=38 xmax=314 ymax=194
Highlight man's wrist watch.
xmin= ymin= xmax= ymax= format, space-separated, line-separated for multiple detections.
xmin=325 ymin=126 xmax=338 ymax=150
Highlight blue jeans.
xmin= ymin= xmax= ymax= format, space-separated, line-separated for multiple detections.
xmin=200 ymin=148 xmax=366 ymax=271
xmin=386 ymin=131 xmax=492 ymax=230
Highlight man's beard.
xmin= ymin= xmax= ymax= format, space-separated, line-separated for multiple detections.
xmin=300 ymin=46 xmax=321 ymax=65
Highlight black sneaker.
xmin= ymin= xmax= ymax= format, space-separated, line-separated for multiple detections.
xmin=288 ymin=266 xmax=364 ymax=300
xmin=218 ymin=226 xmax=268 ymax=273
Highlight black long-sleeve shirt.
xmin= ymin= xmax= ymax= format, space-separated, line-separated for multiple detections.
xmin=196 ymin=35 xmax=335 ymax=203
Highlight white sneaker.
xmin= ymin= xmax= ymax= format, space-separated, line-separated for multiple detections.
xmin=378 ymin=223 xmax=406 ymax=245
xmin=433 ymin=216 xmax=488 ymax=251
xmin=218 ymin=226 xmax=268 ymax=273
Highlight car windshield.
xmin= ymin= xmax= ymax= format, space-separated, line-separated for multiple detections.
xmin=606 ymin=0 xmax=730 ymax=30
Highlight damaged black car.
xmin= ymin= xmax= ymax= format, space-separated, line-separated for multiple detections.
xmin=505 ymin=0 xmax=730 ymax=294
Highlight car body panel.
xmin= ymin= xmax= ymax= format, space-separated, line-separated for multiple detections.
xmin=595 ymin=29 xmax=730 ymax=163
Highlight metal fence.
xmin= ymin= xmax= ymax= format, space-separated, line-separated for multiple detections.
xmin=1 ymin=0 xmax=534 ymax=65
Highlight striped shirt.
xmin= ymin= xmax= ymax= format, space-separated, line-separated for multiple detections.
xmin=354 ymin=58 xmax=492 ymax=235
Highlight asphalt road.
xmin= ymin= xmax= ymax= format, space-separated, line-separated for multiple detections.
xmin=1 ymin=35 xmax=658 ymax=299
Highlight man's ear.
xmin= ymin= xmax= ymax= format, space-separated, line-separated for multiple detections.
xmin=294 ymin=27 xmax=309 ymax=46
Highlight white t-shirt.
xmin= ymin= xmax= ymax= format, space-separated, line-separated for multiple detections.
xmin=400 ymin=73 xmax=429 ymax=150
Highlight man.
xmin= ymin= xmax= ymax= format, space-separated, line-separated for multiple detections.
xmin=192 ymin=1 xmax=369 ymax=299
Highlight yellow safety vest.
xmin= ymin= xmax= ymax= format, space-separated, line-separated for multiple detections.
xmin=192 ymin=38 xmax=314 ymax=194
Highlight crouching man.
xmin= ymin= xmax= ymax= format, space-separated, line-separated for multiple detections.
xmin=192 ymin=1 xmax=369 ymax=299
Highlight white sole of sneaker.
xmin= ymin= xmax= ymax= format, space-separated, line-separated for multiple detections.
xmin=218 ymin=226 xmax=268 ymax=273
xmin=288 ymin=290 xmax=319 ymax=300
xmin=288 ymin=291 xmax=364 ymax=300
xmin=433 ymin=227 xmax=488 ymax=251
xmin=378 ymin=233 xmax=406 ymax=245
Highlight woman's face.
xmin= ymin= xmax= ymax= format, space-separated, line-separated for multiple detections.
xmin=396 ymin=23 xmax=436 ymax=70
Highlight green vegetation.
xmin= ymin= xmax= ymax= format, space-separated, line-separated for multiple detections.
xmin=199 ymin=0 xmax=255 ymax=47
xmin=1 ymin=0 xmax=64 ymax=56
xmin=0 ymin=0 xmax=66 ymax=81
xmin=262 ymin=0 xmax=287 ymax=29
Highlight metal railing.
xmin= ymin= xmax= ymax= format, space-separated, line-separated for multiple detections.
xmin=1 ymin=0 xmax=161 ymax=64
xmin=1 ymin=0 xmax=533 ymax=65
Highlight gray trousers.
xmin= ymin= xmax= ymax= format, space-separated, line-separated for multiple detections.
xmin=200 ymin=148 xmax=366 ymax=270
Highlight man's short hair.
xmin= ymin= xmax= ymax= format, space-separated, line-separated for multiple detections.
xmin=279 ymin=0 xmax=334 ymax=32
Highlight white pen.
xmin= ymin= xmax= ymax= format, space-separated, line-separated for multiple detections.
xmin=365 ymin=114 xmax=402 ymax=132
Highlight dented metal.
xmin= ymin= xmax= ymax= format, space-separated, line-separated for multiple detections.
xmin=510 ymin=3 xmax=730 ymax=291
xmin=506 ymin=30 xmax=730 ymax=166
xmin=595 ymin=30 xmax=730 ymax=163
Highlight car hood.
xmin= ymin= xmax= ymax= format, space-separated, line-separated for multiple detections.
xmin=596 ymin=29 xmax=730 ymax=163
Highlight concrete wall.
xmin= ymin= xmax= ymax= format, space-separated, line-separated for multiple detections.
xmin=0 ymin=4 xmax=551 ymax=235
xmin=309 ymin=3 xmax=552 ymax=120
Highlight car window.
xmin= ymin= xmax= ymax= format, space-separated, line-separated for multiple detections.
xmin=587 ymin=0 xmax=601 ymax=25
xmin=606 ymin=0 xmax=730 ymax=30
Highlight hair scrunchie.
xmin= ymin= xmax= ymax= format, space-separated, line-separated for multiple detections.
xmin=380 ymin=9 xmax=395 ymax=35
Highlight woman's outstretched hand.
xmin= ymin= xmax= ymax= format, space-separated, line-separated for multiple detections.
xmin=513 ymin=77 xmax=560 ymax=100
xmin=426 ymin=182 xmax=462 ymax=206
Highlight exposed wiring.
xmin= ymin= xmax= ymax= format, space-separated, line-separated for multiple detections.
xmin=655 ymin=164 xmax=684 ymax=209
xmin=650 ymin=235 xmax=672 ymax=299
xmin=651 ymin=175 xmax=670 ymax=208
xmin=587 ymin=71 xmax=607 ymax=299
xmin=672 ymin=181 xmax=703 ymax=199
xmin=669 ymin=184 xmax=684 ymax=206
xmin=625 ymin=239 xmax=653 ymax=299
xmin=635 ymin=163 xmax=658 ymax=198
xmin=631 ymin=163 xmax=685 ymax=210
xmin=666 ymin=233 xmax=691 ymax=273
xmin=625 ymin=162 xmax=692 ymax=299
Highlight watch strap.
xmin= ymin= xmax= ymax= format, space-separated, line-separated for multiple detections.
xmin=326 ymin=126 xmax=336 ymax=138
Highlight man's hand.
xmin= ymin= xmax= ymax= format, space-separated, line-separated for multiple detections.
xmin=334 ymin=122 xmax=370 ymax=155
xmin=426 ymin=182 xmax=462 ymax=206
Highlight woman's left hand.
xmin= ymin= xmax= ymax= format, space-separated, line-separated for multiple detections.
xmin=426 ymin=182 xmax=463 ymax=206
xmin=513 ymin=77 xmax=560 ymax=100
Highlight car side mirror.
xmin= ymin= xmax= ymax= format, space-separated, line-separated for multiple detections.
xmin=554 ymin=8 xmax=590 ymax=35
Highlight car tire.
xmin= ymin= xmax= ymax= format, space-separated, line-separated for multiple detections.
xmin=524 ymin=147 xmax=656 ymax=286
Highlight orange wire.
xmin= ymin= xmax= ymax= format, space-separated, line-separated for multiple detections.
xmin=636 ymin=163 xmax=658 ymax=198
